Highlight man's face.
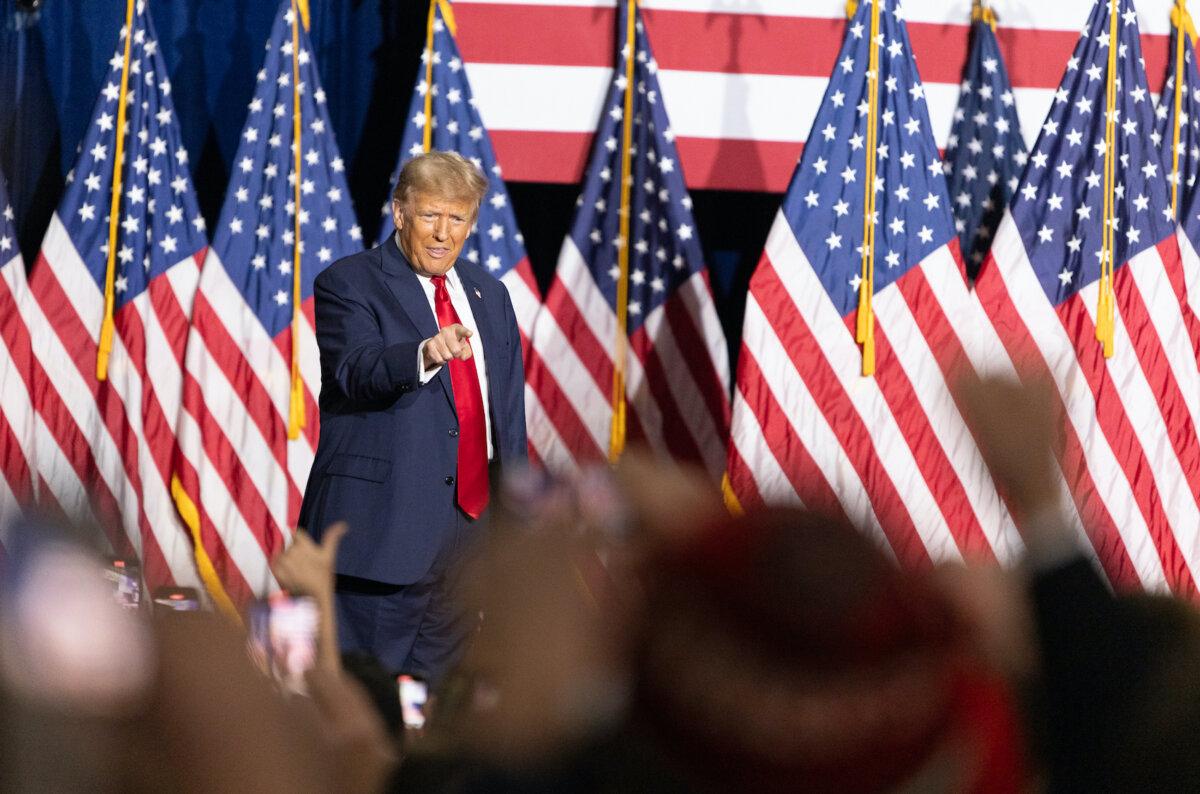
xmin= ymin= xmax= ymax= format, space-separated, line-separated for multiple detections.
xmin=392 ymin=191 xmax=475 ymax=277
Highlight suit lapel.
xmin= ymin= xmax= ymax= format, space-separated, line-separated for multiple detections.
xmin=380 ymin=236 xmax=436 ymax=337
xmin=379 ymin=237 xmax=455 ymax=408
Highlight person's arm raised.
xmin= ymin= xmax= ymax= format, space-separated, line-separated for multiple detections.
xmin=272 ymin=522 xmax=347 ymax=674
xmin=314 ymin=267 xmax=423 ymax=402
xmin=956 ymin=373 xmax=1075 ymax=563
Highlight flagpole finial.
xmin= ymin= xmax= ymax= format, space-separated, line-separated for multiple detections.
xmin=972 ymin=1 xmax=997 ymax=31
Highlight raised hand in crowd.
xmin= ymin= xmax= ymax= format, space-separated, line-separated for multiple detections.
xmin=955 ymin=373 xmax=1061 ymax=522
xmin=272 ymin=522 xmax=347 ymax=673
xmin=955 ymin=373 xmax=1081 ymax=566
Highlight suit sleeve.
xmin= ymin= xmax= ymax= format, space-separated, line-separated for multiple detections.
xmin=499 ymin=283 xmax=528 ymax=465
xmin=314 ymin=265 xmax=422 ymax=403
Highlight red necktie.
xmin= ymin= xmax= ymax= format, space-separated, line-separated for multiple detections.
xmin=430 ymin=275 xmax=489 ymax=518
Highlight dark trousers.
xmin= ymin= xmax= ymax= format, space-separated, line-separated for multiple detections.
xmin=333 ymin=506 xmax=480 ymax=686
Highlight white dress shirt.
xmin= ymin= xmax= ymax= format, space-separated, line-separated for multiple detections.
xmin=408 ymin=245 xmax=494 ymax=459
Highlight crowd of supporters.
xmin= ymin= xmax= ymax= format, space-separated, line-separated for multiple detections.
xmin=3 ymin=375 xmax=1200 ymax=792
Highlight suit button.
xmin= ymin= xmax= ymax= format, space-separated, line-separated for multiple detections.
xmin=444 ymin=476 xmax=455 ymax=486
xmin=448 ymin=428 xmax=459 ymax=437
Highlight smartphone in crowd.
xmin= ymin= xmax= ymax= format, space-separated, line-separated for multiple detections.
xmin=151 ymin=586 xmax=202 ymax=612
xmin=103 ymin=557 xmax=142 ymax=610
xmin=397 ymin=674 xmax=428 ymax=730
xmin=247 ymin=594 xmax=318 ymax=695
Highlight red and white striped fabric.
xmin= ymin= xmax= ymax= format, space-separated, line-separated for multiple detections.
xmin=525 ymin=0 xmax=731 ymax=476
xmin=451 ymin=0 xmax=1182 ymax=192
xmin=726 ymin=0 xmax=1025 ymax=567
xmin=0 ymin=173 xmax=35 ymax=541
xmin=25 ymin=4 xmax=208 ymax=590
xmin=974 ymin=0 xmax=1200 ymax=595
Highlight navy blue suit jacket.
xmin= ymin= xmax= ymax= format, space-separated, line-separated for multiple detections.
xmin=298 ymin=236 xmax=528 ymax=585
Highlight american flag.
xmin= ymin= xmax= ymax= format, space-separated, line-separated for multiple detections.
xmin=174 ymin=0 xmax=362 ymax=608
xmin=0 ymin=168 xmax=33 ymax=538
xmin=726 ymin=0 xmax=1021 ymax=568
xmin=944 ymin=8 xmax=1026 ymax=277
xmin=438 ymin=1 xmax=1181 ymax=193
xmin=975 ymin=0 xmax=1200 ymax=594
xmin=378 ymin=0 xmax=539 ymax=347
xmin=524 ymin=0 xmax=730 ymax=476
xmin=23 ymin=0 xmax=207 ymax=590
xmin=1156 ymin=8 xmax=1200 ymax=325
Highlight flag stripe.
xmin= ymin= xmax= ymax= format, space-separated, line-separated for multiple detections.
xmin=629 ymin=312 xmax=710 ymax=466
xmin=31 ymin=222 xmax=200 ymax=588
xmin=174 ymin=409 xmax=274 ymax=601
xmin=522 ymin=382 xmax=579 ymax=472
xmin=873 ymin=267 xmax=1005 ymax=563
xmin=646 ymin=292 xmax=728 ymax=475
xmin=501 ymin=259 xmax=542 ymax=337
xmin=1062 ymin=278 xmax=1197 ymax=595
xmin=186 ymin=257 xmax=316 ymax=503
xmin=25 ymin=265 xmax=164 ymax=576
xmin=0 ymin=263 xmax=36 ymax=514
xmin=1180 ymin=229 xmax=1200 ymax=323
xmin=761 ymin=215 xmax=974 ymax=564
xmin=1126 ymin=240 xmax=1200 ymax=439
xmin=187 ymin=298 xmax=301 ymax=517
xmin=451 ymin=0 xmax=1177 ymax=189
xmin=726 ymin=380 xmax=797 ymax=512
xmin=458 ymin=5 xmax=1120 ymax=90
xmin=180 ymin=352 xmax=291 ymax=556
xmin=731 ymin=348 xmax=849 ymax=520
xmin=977 ymin=216 xmax=1172 ymax=592
xmin=668 ymin=272 xmax=732 ymax=419
xmin=526 ymin=310 xmax=610 ymax=461
xmin=738 ymin=293 xmax=898 ymax=560
xmin=1099 ymin=256 xmax=1200 ymax=590
xmin=890 ymin=253 xmax=1022 ymax=563
xmin=1120 ymin=243 xmax=1200 ymax=478
xmin=546 ymin=242 xmax=669 ymax=461
xmin=753 ymin=240 xmax=943 ymax=568
xmin=867 ymin=315 xmax=995 ymax=563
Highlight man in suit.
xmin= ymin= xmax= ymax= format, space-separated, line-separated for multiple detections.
xmin=299 ymin=151 xmax=527 ymax=684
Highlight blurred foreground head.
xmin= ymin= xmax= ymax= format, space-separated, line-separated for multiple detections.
xmin=0 ymin=515 xmax=394 ymax=794
xmin=635 ymin=507 xmax=1026 ymax=793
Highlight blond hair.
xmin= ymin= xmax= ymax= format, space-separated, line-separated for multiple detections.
xmin=391 ymin=150 xmax=488 ymax=212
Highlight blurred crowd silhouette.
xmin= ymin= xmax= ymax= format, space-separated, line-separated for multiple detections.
xmin=3 ymin=376 xmax=1200 ymax=793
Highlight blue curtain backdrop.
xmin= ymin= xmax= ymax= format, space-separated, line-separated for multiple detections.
xmin=0 ymin=0 xmax=427 ymax=261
